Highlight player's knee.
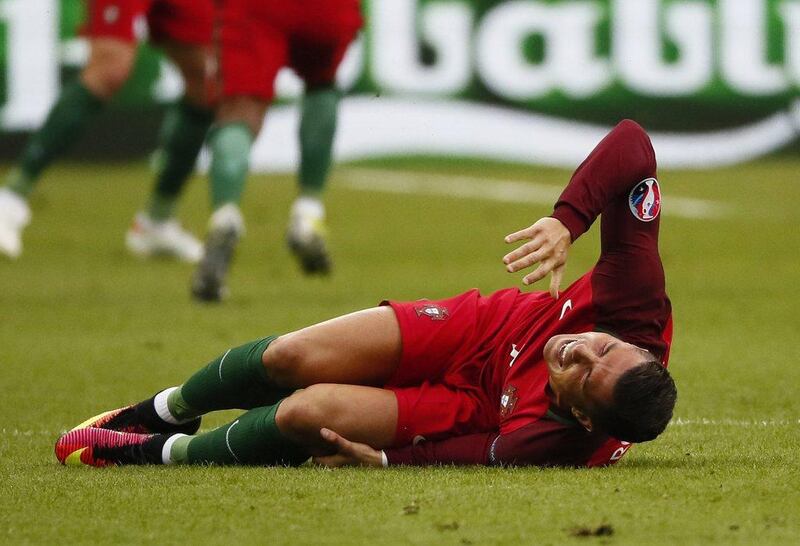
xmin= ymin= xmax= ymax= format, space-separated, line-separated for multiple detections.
xmin=275 ymin=385 xmax=336 ymax=437
xmin=81 ymin=57 xmax=133 ymax=98
xmin=178 ymin=60 xmax=214 ymax=107
xmin=216 ymin=97 xmax=266 ymax=136
xmin=182 ymin=75 xmax=212 ymax=108
xmin=263 ymin=334 xmax=314 ymax=387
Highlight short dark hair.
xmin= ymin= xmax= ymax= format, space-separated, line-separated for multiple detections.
xmin=590 ymin=361 xmax=677 ymax=442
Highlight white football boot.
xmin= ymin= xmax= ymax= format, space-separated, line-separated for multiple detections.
xmin=125 ymin=212 xmax=203 ymax=263
xmin=286 ymin=196 xmax=332 ymax=275
xmin=0 ymin=187 xmax=31 ymax=259
xmin=191 ymin=204 xmax=245 ymax=302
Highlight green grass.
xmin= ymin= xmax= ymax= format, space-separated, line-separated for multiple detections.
xmin=1 ymin=158 xmax=798 ymax=544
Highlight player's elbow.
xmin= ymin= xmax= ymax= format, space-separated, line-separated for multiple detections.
xmin=614 ymin=119 xmax=657 ymax=178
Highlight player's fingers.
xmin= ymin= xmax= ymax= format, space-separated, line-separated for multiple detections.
xmin=320 ymin=427 xmax=339 ymax=443
xmin=503 ymin=236 xmax=545 ymax=265
xmin=505 ymin=250 xmax=543 ymax=273
xmin=319 ymin=427 xmax=351 ymax=452
xmin=522 ymin=262 xmax=552 ymax=286
xmin=549 ymin=264 xmax=564 ymax=299
xmin=504 ymin=226 xmax=536 ymax=244
xmin=503 ymin=241 xmax=536 ymax=265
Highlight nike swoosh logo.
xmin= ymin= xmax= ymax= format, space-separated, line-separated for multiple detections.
xmin=71 ymin=409 xmax=115 ymax=431
xmin=65 ymin=447 xmax=88 ymax=466
xmin=509 ymin=344 xmax=522 ymax=367
xmin=559 ymin=299 xmax=573 ymax=320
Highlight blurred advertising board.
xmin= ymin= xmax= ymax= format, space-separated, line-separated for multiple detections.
xmin=1 ymin=0 xmax=799 ymax=168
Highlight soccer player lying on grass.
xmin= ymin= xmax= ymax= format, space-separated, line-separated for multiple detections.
xmin=56 ymin=120 xmax=677 ymax=469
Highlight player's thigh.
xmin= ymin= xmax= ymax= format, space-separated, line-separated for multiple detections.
xmin=218 ymin=0 xmax=285 ymax=131
xmin=265 ymin=307 xmax=402 ymax=388
xmin=276 ymin=384 xmax=398 ymax=452
xmin=80 ymin=38 xmax=137 ymax=98
xmin=161 ymin=42 xmax=214 ymax=107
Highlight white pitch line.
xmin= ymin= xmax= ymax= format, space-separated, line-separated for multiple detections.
xmin=7 ymin=418 xmax=798 ymax=438
xmin=669 ymin=418 xmax=800 ymax=427
xmin=338 ymin=168 xmax=730 ymax=220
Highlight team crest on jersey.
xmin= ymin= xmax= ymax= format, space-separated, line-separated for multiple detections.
xmin=628 ymin=178 xmax=661 ymax=222
xmin=414 ymin=304 xmax=449 ymax=321
xmin=499 ymin=385 xmax=519 ymax=417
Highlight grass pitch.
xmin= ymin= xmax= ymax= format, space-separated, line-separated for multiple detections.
xmin=1 ymin=157 xmax=798 ymax=544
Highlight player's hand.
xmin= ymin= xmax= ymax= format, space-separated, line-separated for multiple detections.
xmin=312 ymin=428 xmax=384 ymax=468
xmin=503 ymin=217 xmax=571 ymax=298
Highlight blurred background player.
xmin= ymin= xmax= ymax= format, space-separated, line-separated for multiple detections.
xmin=190 ymin=0 xmax=363 ymax=302
xmin=0 ymin=0 xmax=216 ymax=262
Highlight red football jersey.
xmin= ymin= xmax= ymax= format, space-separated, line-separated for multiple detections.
xmin=384 ymin=120 xmax=672 ymax=468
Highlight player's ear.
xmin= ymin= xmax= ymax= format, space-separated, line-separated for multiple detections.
xmin=571 ymin=407 xmax=593 ymax=432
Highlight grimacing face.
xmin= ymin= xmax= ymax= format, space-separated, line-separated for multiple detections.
xmin=544 ymin=332 xmax=654 ymax=431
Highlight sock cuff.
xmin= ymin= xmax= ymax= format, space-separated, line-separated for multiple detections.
xmin=246 ymin=336 xmax=278 ymax=384
xmin=162 ymin=433 xmax=189 ymax=464
xmin=154 ymin=387 xmax=185 ymax=425
xmin=209 ymin=121 xmax=254 ymax=142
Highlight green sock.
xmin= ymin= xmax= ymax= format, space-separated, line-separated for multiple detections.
xmin=298 ymin=87 xmax=340 ymax=196
xmin=208 ymin=123 xmax=253 ymax=209
xmin=147 ymin=101 xmax=214 ymax=220
xmin=5 ymin=81 xmax=104 ymax=197
xmin=176 ymin=402 xmax=308 ymax=466
xmin=174 ymin=336 xmax=291 ymax=419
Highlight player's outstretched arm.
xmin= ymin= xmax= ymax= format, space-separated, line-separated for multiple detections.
xmin=503 ymin=217 xmax=571 ymax=297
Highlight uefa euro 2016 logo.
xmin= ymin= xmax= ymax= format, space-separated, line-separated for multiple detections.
xmin=628 ymin=178 xmax=661 ymax=222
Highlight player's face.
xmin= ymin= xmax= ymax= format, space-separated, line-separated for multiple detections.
xmin=544 ymin=332 xmax=651 ymax=419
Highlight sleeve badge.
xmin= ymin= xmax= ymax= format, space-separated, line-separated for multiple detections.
xmin=414 ymin=303 xmax=449 ymax=321
xmin=628 ymin=178 xmax=661 ymax=222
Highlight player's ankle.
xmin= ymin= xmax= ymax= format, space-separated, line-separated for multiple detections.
xmin=153 ymin=386 xmax=201 ymax=424
xmin=163 ymin=433 xmax=191 ymax=464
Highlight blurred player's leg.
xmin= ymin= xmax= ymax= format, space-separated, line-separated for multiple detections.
xmin=287 ymin=86 xmax=341 ymax=274
xmin=191 ymin=0 xmax=281 ymax=301
xmin=0 ymin=38 xmax=134 ymax=259
xmin=126 ymin=43 xmax=215 ymax=263
xmin=126 ymin=0 xmax=217 ymax=263
xmin=286 ymin=13 xmax=361 ymax=275
xmin=191 ymin=97 xmax=268 ymax=301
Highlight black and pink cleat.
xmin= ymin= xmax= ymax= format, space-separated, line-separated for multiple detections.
xmin=55 ymin=428 xmax=167 ymax=467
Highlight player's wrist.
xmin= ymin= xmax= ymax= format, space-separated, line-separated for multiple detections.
xmin=551 ymin=205 xmax=586 ymax=242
